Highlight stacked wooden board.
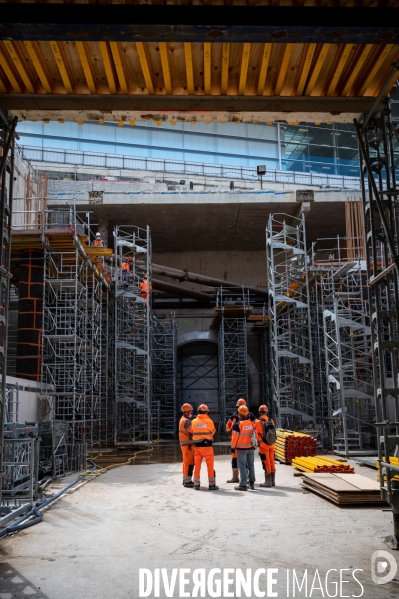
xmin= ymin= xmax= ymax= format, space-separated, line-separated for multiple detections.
xmin=302 ymin=473 xmax=387 ymax=505
xmin=376 ymin=456 xmax=399 ymax=482
xmin=275 ymin=429 xmax=318 ymax=464
xmin=292 ymin=456 xmax=354 ymax=473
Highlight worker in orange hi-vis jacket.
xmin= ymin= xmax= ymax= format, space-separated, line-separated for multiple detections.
xmin=255 ymin=405 xmax=276 ymax=488
xmin=191 ymin=404 xmax=219 ymax=491
xmin=225 ymin=398 xmax=256 ymax=484
xmin=93 ymin=232 xmax=104 ymax=247
xmin=179 ymin=403 xmax=195 ymax=488
xmin=139 ymin=274 xmax=152 ymax=305
xmin=231 ymin=405 xmax=256 ymax=491
xmin=121 ymin=259 xmax=130 ymax=284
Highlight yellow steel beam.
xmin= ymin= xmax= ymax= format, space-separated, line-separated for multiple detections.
xmin=238 ymin=42 xmax=251 ymax=96
xmin=358 ymin=44 xmax=394 ymax=96
xmin=341 ymin=44 xmax=373 ymax=96
xmin=296 ymin=43 xmax=317 ymax=96
xmin=0 ymin=43 xmax=22 ymax=93
xmin=0 ymin=68 xmax=8 ymax=94
xmin=184 ymin=42 xmax=194 ymax=95
xmin=99 ymin=42 xmax=117 ymax=95
xmin=50 ymin=41 xmax=74 ymax=94
xmin=257 ymin=43 xmax=272 ymax=96
xmin=24 ymin=41 xmax=53 ymax=94
xmin=76 ymin=41 xmax=97 ymax=94
xmin=274 ymin=43 xmax=293 ymax=96
xmin=204 ymin=42 xmax=211 ymax=95
xmin=305 ymin=43 xmax=331 ymax=96
xmin=159 ymin=42 xmax=172 ymax=95
xmin=110 ymin=42 xmax=128 ymax=94
xmin=3 ymin=40 xmax=35 ymax=93
xmin=221 ymin=42 xmax=230 ymax=95
xmin=136 ymin=42 xmax=154 ymax=95
xmin=326 ymin=44 xmax=352 ymax=97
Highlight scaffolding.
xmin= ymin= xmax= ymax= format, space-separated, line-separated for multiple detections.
xmin=266 ymin=213 xmax=316 ymax=429
xmin=114 ymin=225 xmax=152 ymax=444
xmin=152 ymin=315 xmax=177 ymax=437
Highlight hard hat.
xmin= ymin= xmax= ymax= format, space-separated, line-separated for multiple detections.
xmin=238 ymin=405 xmax=249 ymax=416
xmin=236 ymin=398 xmax=247 ymax=407
xmin=258 ymin=404 xmax=269 ymax=414
xmin=96 ymin=232 xmax=101 ymax=237
xmin=181 ymin=403 xmax=193 ymax=412
xmin=198 ymin=404 xmax=209 ymax=413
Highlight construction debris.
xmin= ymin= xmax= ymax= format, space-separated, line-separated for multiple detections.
xmin=275 ymin=429 xmax=318 ymax=464
xmin=292 ymin=456 xmax=354 ymax=473
xmin=301 ymin=473 xmax=387 ymax=505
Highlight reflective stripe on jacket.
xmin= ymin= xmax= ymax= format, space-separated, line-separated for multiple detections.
xmin=231 ymin=418 xmax=255 ymax=449
xmin=226 ymin=411 xmax=256 ymax=436
xmin=179 ymin=415 xmax=192 ymax=446
xmin=191 ymin=414 xmax=216 ymax=443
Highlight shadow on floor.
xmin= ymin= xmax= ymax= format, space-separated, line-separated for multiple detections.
xmin=0 ymin=563 xmax=50 ymax=599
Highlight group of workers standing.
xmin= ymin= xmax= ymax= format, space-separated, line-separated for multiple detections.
xmin=179 ymin=399 xmax=276 ymax=491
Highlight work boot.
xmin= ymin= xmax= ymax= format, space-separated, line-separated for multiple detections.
xmin=249 ymin=481 xmax=255 ymax=490
xmin=226 ymin=470 xmax=239 ymax=483
xmin=184 ymin=481 xmax=195 ymax=488
xmin=271 ymin=471 xmax=276 ymax=487
xmin=209 ymin=485 xmax=219 ymax=491
xmin=259 ymin=472 xmax=272 ymax=488
xmin=194 ymin=484 xmax=200 ymax=490
xmin=234 ymin=485 xmax=247 ymax=491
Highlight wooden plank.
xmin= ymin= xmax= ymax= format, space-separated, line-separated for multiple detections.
xmin=136 ymin=42 xmax=154 ymax=95
xmin=24 ymin=41 xmax=53 ymax=94
xmin=3 ymin=40 xmax=35 ymax=93
xmin=0 ymin=68 xmax=8 ymax=94
xmin=257 ymin=43 xmax=272 ymax=96
xmin=326 ymin=44 xmax=353 ymax=96
xmin=99 ymin=42 xmax=117 ymax=95
xmin=221 ymin=42 xmax=230 ymax=95
xmin=184 ymin=42 xmax=195 ymax=95
xmin=303 ymin=473 xmax=359 ymax=491
xmin=358 ymin=44 xmax=394 ymax=96
xmin=305 ymin=43 xmax=331 ymax=96
xmin=159 ymin=42 xmax=172 ymax=95
xmin=274 ymin=43 xmax=293 ymax=95
xmin=204 ymin=42 xmax=211 ymax=95
xmin=0 ymin=42 xmax=23 ymax=94
xmin=341 ymin=44 xmax=373 ymax=96
xmin=49 ymin=41 xmax=74 ymax=94
xmin=110 ymin=42 xmax=128 ymax=94
xmin=333 ymin=473 xmax=380 ymax=491
xmin=238 ymin=42 xmax=251 ymax=95
xmin=76 ymin=41 xmax=97 ymax=94
xmin=296 ymin=43 xmax=317 ymax=95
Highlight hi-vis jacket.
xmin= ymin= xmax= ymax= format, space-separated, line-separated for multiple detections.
xmin=231 ymin=418 xmax=256 ymax=450
xmin=191 ymin=414 xmax=216 ymax=447
xmin=255 ymin=414 xmax=275 ymax=447
xmin=179 ymin=415 xmax=192 ymax=446
xmin=226 ymin=410 xmax=256 ymax=436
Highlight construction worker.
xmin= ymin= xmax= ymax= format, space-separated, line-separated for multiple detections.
xmin=121 ymin=258 xmax=130 ymax=284
xmin=226 ymin=398 xmax=256 ymax=483
xmin=93 ymin=232 xmax=104 ymax=247
xmin=231 ymin=405 xmax=256 ymax=491
xmin=139 ymin=274 xmax=152 ymax=305
xmin=179 ymin=403 xmax=195 ymax=488
xmin=191 ymin=404 xmax=218 ymax=491
xmin=255 ymin=405 xmax=276 ymax=488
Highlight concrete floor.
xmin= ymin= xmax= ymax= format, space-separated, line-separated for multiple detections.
xmin=1 ymin=455 xmax=398 ymax=599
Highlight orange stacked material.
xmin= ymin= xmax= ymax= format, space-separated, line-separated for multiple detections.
xmin=275 ymin=429 xmax=318 ymax=464
xmin=292 ymin=456 xmax=354 ymax=473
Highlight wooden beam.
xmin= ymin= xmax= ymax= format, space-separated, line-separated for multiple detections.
xmin=204 ymin=42 xmax=211 ymax=95
xmin=257 ymin=43 xmax=272 ymax=96
xmin=136 ymin=42 xmax=154 ymax=95
xmin=341 ymin=44 xmax=373 ymax=96
xmin=24 ymin=41 xmax=53 ymax=94
xmin=76 ymin=41 xmax=97 ymax=94
xmin=184 ymin=42 xmax=194 ymax=95
xmin=296 ymin=43 xmax=317 ymax=96
xmin=305 ymin=43 xmax=331 ymax=96
xmin=159 ymin=42 xmax=172 ymax=95
xmin=221 ymin=42 xmax=230 ymax=96
xmin=3 ymin=40 xmax=35 ymax=93
xmin=238 ymin=42 xmax=251 ymax=96
xmin=0 ymin=43 xmax=23 ymax=94
xmin=326 ymin=44 xmax=352 ymax=97
xmin=98 ymin=41 xmax=117 ymax=95
xmin=274 ymin=43 xmax=293 ymax=96
xmin=109 ymin=42 xmax=128 ymax=95
xmin=0 ymin=69 xmax=8 ymax=94
xmin=50 ymin=41 xmax=74 ymax=94
xmin=358 ymin=44 xmax=394 ymax=96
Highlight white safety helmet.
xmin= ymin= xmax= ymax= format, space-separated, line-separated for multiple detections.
xmin=96 ymin=232 xmax=101 ymax=237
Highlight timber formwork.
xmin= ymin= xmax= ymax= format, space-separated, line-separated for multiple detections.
xmin=266 ymin=213 xmax=316 ymax=429
xmin=355 ymin=105 xmax=399 ymax=549
xmin=114 ymin=225 xmax=152 ymax=445
xmin=152 ymin=315 xmax=177 ymax=438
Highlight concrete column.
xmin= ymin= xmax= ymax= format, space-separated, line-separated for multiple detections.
xmin=98 ymin=218 xmax=109 ymax=247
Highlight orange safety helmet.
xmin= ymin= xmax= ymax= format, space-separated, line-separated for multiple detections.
xmin=258 ymin=405 xmax=269 ymax=414
xmin=236 ymin=398 xmax=247 ymax=407
xmin=238 ymin=405 xmax=249 ymax=416
xmin=197 ymin=404 xmax=209 ymax=413
xmin=181 ymin=403 xmax=193 ymax=412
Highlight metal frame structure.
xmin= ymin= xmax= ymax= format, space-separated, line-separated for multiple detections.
xmin=266 ymin=213 xmax=316 ymax=429
xmin=355 ymin=105 xmax=399 ymax=549
xmin=114 ymin=225 xmax=152 ymax=444
xmin=152 ymin=315 xmax=177 ymax=437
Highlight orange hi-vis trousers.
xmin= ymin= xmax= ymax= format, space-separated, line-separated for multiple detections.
xmin=180 ymin=445 xmax=195 ymax=482
xmin=193 ymin=446 xmax=216 ymax=486
xmin=258 ymin=442 xmax=276 ymax=473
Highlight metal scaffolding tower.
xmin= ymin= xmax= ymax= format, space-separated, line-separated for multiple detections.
xmin=114 ymin=225 xmax=152 ymax=444
xmin=266 ymin=213 xmax=316 ymax=429
xmin=152 ymin=315 xmax=177 ymax=437
xmin=356 ymin=105 xmax=399 ymax=548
